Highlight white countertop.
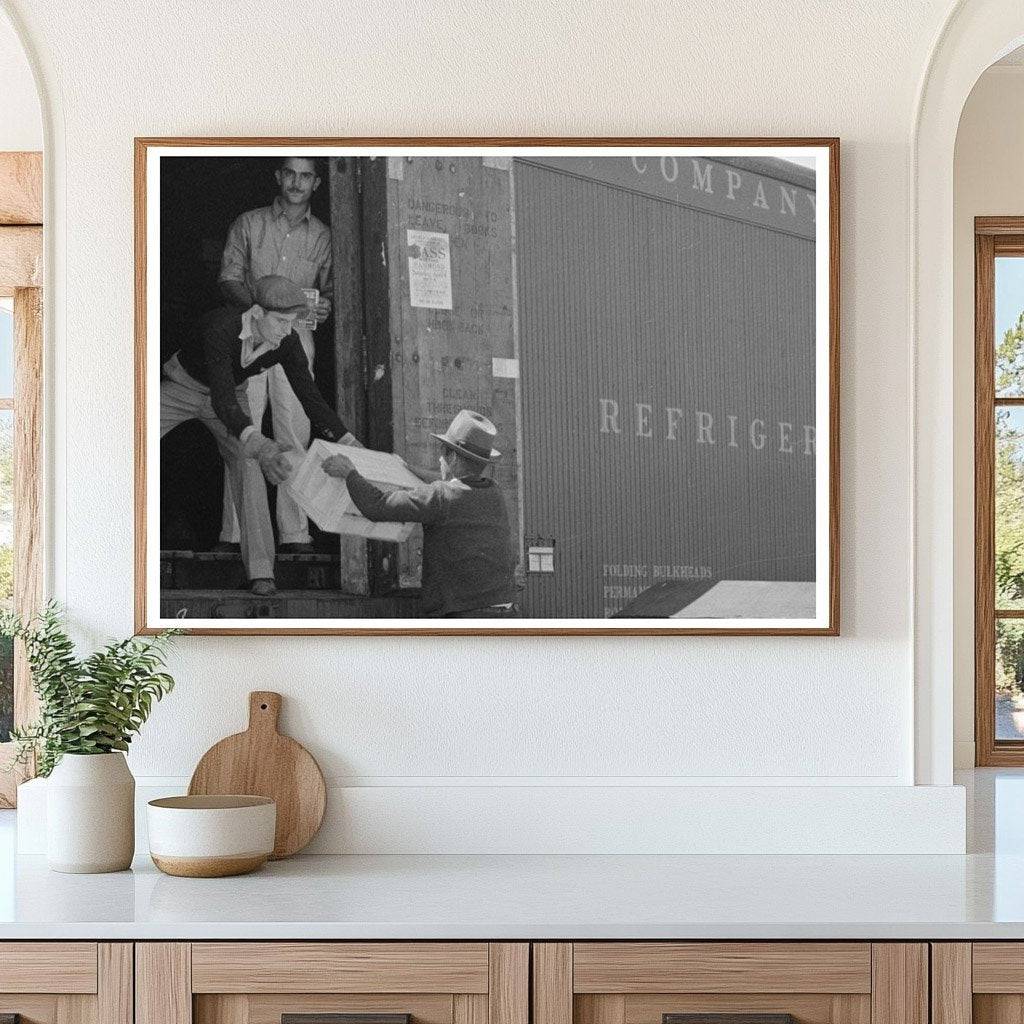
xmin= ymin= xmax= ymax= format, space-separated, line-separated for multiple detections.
xmin=1 ymin=849 xmax=1023 ymax=940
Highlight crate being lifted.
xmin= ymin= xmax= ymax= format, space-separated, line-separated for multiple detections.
xmin=285 ymin=440 xmax=423 ymax=543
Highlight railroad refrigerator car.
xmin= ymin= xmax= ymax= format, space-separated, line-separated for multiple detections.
xmin=512 ymin=154 xmax=817 ymax=618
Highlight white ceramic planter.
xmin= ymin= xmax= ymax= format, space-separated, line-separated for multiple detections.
xmin=46 ymin=752 xmax=135 ymax=873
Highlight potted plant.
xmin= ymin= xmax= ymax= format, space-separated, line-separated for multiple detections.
xmin=2 ymin=603 xmax=178 ymax=873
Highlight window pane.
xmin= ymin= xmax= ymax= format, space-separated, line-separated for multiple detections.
xmin=996 ymin=257 xmax=1024 ymax=397
xmin=998 ymin=619 xmax=1024 ymax=740
xmin=996 ymin=407 xmax=1024 ymax=608
xmin=0 ymin=409 xmax=11 ymax=742
xmin=0 ymin=300 xmax=12 ymax=399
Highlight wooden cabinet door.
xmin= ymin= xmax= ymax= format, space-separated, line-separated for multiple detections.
xmin=934 ymin=943 xmax=1024 ymax=1024
xmin=534 ymin=944 xmax=927 ymax=1024
xmin=0 ymin=942 xmax=132 ymax=1024
xmin=137 ymin=943 xmax=528 ymax=1024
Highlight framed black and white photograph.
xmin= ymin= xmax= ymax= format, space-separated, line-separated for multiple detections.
xmin=135 ymin=138 xmax=839 ymax=635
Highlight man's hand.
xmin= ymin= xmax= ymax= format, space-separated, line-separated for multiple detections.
xmin=322 ymin=453 xmax=356 ymax=480
xmin=313 ymin=295 xmax=332 ymax=325
xmin=243 ymin=431 xmax=294 ymax=486
xmin=260 ymin=449 xmax=294 ymax=486
xmin=339 ymin=431 xmax=364 ymax=448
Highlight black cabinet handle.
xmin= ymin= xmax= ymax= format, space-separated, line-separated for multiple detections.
xmin=664 ymin=1015 xmax=796 ymax=1024
xmin=283 ymin=1015 xmax=411 ymax=1024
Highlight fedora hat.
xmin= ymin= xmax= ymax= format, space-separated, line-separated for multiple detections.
xmin=432 ymin=409 xmax=501 ymax=464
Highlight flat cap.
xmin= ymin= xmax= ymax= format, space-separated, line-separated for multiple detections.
xmin=254 ymin=275 xmax=308 ymax=314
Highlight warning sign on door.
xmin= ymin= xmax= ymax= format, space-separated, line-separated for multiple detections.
xmin=407 ymin=230 xmax=453 ymax=310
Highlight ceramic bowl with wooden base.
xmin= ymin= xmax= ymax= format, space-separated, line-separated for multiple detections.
xmin=147 ymin=795 xmax=276 ymax=877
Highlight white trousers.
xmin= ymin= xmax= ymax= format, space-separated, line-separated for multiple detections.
xmin=160 ymin=355 xmax=275 ymax=581
xmin=219 ymin=329 xmax=315 ymax=545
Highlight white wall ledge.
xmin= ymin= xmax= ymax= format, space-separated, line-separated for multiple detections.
xmin=18 ymin=778 xmax=967 ymax=856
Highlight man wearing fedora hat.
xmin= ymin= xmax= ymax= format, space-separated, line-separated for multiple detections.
xmin=322 ymin=410 xmax=517 ymax=618
xmin=161 ymin=274 xmax=360 ymax=596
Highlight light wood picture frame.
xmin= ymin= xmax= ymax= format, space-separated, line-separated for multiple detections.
xmin=135 ymin=137 xmax=840 ymax=636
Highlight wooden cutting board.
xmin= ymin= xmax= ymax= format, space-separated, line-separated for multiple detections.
xmin=188 ymin=691 xmax=326 ymax=859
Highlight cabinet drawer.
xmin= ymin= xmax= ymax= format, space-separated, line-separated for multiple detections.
xmin=0 ymin=942 xmax=130 ymax=1024
xmin=973 ymin=943 xmax=1024 ymax=992
xmin=191 ymin=942 xmax=490 ymax=993
xmin=535 ymin=944 xmax=925 ymax=1024
xmin=572 ymin=943 xmax=872 ymax=994
xmin=0 ymin=942 xmax=98 ymax=993
xmin=139 ymin=942 xmax=528 ymax=1024
xmin=934 ymin=942 xmax=1024 ymax=1024
xmin=196 ymin=993 xmax=457 ymax=1024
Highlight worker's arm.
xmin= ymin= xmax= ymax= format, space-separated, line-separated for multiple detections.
xmin=203 ymin=322 xmax=252 ymax=438
xmin=325 ymin=463 xmax=445 ymax=524
xmin=313 ymin=231 xmax=333 ymax=324
xmin=219 ymin=279 xmax=252 ymax=309
xmin=218 ymin=214 xmax=253 ymax=309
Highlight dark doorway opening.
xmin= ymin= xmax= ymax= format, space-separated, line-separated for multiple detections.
xmin=158 ymin=156 xmax=338 ymax=554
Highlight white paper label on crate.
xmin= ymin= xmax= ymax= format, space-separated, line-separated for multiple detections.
xmin=492 ymin=357 xmax=519 ymax=379
xmin=407 ymin=229 xmax=453 ymax=309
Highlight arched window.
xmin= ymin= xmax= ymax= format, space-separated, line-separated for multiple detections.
xmin=975 ymin=221 xmax=1024 ymax=763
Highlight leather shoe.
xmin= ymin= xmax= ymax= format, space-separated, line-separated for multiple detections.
xmin=250 ymin=578 xmax=277 ymax=597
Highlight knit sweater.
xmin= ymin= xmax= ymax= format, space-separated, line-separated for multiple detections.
xmin=176 ymin=307 xmax=349 ymax=441
xmin=345 ymin=472 xmax=515 ymax=615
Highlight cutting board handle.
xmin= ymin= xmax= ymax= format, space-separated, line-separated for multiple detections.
xmin=248 ymin=691 xmax=282 ymax=734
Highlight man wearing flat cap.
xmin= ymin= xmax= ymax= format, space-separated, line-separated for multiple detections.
xmin=322 ymin=410 xmax=517 ymax=618
xmin=160 ymin=274 xmax=360 ymax=596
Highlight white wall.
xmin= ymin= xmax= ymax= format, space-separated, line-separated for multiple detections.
xmin=952 ymin=66 xmax=1024 ymax=768
xmin=0 ymin=0 xmax=972 ymax=851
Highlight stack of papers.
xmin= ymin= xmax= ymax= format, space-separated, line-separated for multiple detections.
xmin=285 ymin=439 xmax=423 ymax=542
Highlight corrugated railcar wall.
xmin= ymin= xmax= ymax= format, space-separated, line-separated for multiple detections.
xmin=513 ymin=156 xmax=817 ymax=618
xmin=371 ymin=156 xmax=522 ymax=591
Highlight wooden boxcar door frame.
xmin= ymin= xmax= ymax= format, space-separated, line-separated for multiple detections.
xmin=328 ymin=154 xmax=404 ymax=598
xmin=328 ymin=154 xmax=374 ymax=595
